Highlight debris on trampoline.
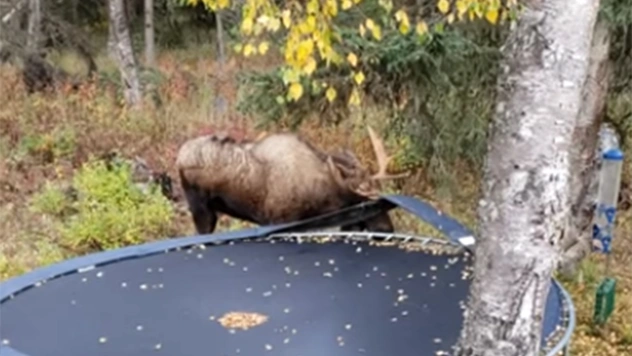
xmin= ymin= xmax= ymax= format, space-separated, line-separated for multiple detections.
xmin=217 ymin=311 xmax=269 ymax=330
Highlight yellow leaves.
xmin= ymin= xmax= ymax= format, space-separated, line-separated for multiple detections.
xmin=268 ymin=17 xmax=281 ymax=32
xmin=281 ymin=10 xmax=292 ymax=28
xmin=348 ymin=88 xmax=361 ymax=106
xmin=325 ymin=87 xmax=337 ymax=102
xmin=359 ymin=23 xmax=367 ymax=37
xmin=436 ymin=0 xmax=512 ymax=26
xmin=341 ymin=0 xmax=353 ymax=10
xmin=306 ymin=0 xmax=319 ymax=14
xmin=437 ymin=0 xmax=450 ymax=14
xmin=258 ymin=42 xmax=270 ymax=55
xmin=303 ymin=57 xmax=317 ymax=75
xmin=394 ymin=9 xmax=410 ymax=34
xmin=306 ymin=16 xmax=317 ymax=32
xmin=234 ymin=41 xmax=268 ymax=56
xmin=243 ymin=43 xmax=256 ymax=57
xmin=485 ymin=6 xmax=499 ymax=24
xmin=295 ymin=39 xmax=315 ymax=64
xmin=416 ymin=21 xmax=429 ymax=37
xmin=288 ymin=82 xmax=304 ymax=102
xmin=241 ymin=17 xmax=254 ymax=35
xmin=298 ymin=15 xmax=317 ymax=35
xmin=473 ymin=3 xmax=484 ymax=18
xmin=378 ymin=0 xmax=393 ymax=13
xmin=324 ymin=0 xmax=338 ymax=17
xmin=365 ymin=19 xmax=382 ymax=41
xmin=456 ymin=0 xmax=469 ymax=19
xmin=347 ymin=53 xmax=358 ymax=67
xmin=353 ymin=71 xmax=365 ymax=86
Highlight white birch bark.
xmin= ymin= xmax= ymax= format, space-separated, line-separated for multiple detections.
xmin=107 ymin=0 xmax=143 ymax=107
xmin=453 ymin=1 xmax=601 ymax=355
xmin=26 ymin=0 xmax=40 ymax=50
xmin=144 ymin=0 xmax=155 ymax=67
xmin=213 ymin=9 xmax=228 ymax=120
xmin=107 ymin=20 xmax=118 ymax=61
xmin=215 ymin=10 xmax=225 ymax=66
xmin=558 ymin=17 xmax=612 ymax=277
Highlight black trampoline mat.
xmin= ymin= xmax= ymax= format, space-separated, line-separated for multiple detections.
xmin=0 ymin=238 xmax=472 ymax=356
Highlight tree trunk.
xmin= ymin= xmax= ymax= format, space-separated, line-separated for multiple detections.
xmin=26 ymin=0 xmax=41 ymax=50
xmin=107 ymin=20 xmax=118 ymax=61
xmin=68 ymin=0 xmax=79 ymax=24
xmin=453 ymin=1 xmax=601 ymax=355
xmin=213 ymin=9 xmax=228 ymax=121
xmin=108 ymin=0 xmax=143 ymax=107
xmin=143 ymin=0 xmax=154 ymax=66
xmin=215 ymin=10 xmax=225 ymax=66
xmin=558 ymin=17 xmax=612 ymax=278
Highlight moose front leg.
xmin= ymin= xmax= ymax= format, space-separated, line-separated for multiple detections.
xmin=340 ymin=222 xmax=365 ymax=232
xmin=341 ymin=212 xmax=394 ymax=235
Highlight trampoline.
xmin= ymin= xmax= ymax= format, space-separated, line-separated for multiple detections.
xmin=0 ymin=195 xmax=575 ymax=356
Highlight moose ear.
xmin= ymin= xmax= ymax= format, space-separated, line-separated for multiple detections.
xmin=327 ymin=156 xmax=350 ymax=188
xmin=341 ymin=149 xmax=362 ymax=166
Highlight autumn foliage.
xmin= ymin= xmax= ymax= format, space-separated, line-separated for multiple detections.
xmin=185 ymin=0 xmax=520 ymax=105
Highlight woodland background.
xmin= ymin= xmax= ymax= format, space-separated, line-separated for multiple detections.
xmin=0 ymin=0 xmax=631 ymax=354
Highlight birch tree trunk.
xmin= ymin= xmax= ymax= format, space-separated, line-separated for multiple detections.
xmin=107 ymin=21 xmax=118 ymax=61
xmin=215 ymin=10 xmax=225 ymax=66
xmin=144 ymin=0 xmax=155 ymax=67
xmin=453 ymin=1 xmax=601 ymax=355
xmin=213 ymin=9 xmax=228 ymax=120
xmin=26 ymin=0 xmax=41 ymax=50
xmin=558 ymin=17 xmax=612 ymax=277
xmin=107 ymin=0 xmax=143 ymax=107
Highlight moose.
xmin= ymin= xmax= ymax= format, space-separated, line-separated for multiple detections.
xmin=175 ymin=127 xmax=408 ymax=234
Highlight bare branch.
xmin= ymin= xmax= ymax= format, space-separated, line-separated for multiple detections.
xmin=1 ymin=0 xmax=27 ymax=24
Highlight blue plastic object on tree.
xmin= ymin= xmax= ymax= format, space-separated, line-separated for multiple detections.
xmin=592 ymin=148 xmax=624 ymax=254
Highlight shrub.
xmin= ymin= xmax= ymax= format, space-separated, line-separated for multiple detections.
xmin=30 ymin=181 xmax=75 ymax=218
xmin=31 ymin=158 xmax=174 ymax=253
xmin=17 ymin=127 xmax=77 ymax=164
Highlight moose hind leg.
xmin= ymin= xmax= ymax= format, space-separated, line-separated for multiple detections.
xmin=183 ymin=189 xmax=217 ymax=234
xmin=191 ymin=207 xmax=217 ymax=235
xmin=364 ymin=212 xmax=395 ymax=234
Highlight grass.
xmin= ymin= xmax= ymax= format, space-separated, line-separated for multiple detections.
xmin=0 ymin=49 xmax=631 ymax=356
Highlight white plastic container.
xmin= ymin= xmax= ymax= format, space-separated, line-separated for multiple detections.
xmin=593 ymin=148 xmax=624 ymax=253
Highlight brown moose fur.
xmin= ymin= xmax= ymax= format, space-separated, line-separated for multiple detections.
xmin=176 ymin=132 xmax=394 ymax=234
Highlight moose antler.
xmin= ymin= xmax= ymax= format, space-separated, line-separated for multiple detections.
xmin=367 ymin=126 xmax=410 ymax=180
xmin=254 ymin=131 xmax=268 ymax=141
